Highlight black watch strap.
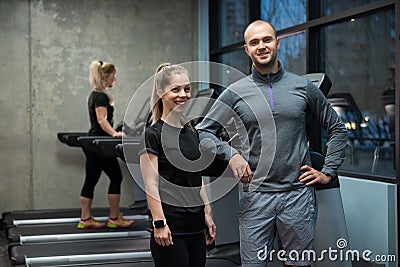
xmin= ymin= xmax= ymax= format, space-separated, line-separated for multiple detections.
xmin=153 ymin=219 xmax=167 ymax=228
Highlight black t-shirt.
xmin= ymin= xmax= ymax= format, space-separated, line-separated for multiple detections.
xmin=140 ymin=119 xmax=205 ymax=233
xmin=87 ymin=91 xmax=114 ymax=136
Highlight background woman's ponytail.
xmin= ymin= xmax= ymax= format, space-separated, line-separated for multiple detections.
xmin=89 ymin=60 xmax=104 ymax=91
xmin=88 ymin=60 xmax=116 ymax=102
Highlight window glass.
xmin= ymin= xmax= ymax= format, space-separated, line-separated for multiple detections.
xmin=260 ymin=0 xmax=306 ymax=31
xmin=212 ymin=50 xmax=250 ymax=95
xmin=322 ymin=10 xmax=395 ymax=177
xmin=278 ymin=32 xmax=306 ymax=75
xmin=220 ymin=49 xmax=250 ymax=76
xmin=321 ymin=0 xmax=380 ymax=16
xmin=218 ymin=0 xmax=249 ymax=47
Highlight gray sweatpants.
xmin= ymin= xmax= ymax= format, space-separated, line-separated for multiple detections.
xmin=238 ymin=186 xmax=317 ymax=266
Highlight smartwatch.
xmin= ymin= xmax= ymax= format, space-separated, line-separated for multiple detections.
xmin=153 ymin=219 xmax=167 ymax=228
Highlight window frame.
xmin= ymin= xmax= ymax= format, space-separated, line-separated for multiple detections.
xmin=209 ymin=0 xmax=398 ymax=183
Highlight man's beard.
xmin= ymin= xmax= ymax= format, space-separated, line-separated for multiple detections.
xmin=255 ymin=52 xmax=277 ymax=70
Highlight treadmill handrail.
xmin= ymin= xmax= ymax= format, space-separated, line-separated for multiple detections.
xmin=78 ymin=135 xmax=117 ymax=153
xmin=57 ymin=132 xmax=88 ymax=147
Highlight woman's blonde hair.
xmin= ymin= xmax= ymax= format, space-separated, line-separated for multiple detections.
xmin=88 ymin=60 xmax=116 ymax=101
xmin=150 ymin=63 xmax=191 ymax=126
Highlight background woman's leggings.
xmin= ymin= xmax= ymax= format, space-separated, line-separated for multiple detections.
xmin=150 ymin=232 xmax=206 ymax=267
xmin=80 ymin=148 xmax=123 ymax=199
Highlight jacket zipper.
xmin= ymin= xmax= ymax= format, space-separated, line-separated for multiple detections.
xmin=267 ymin=74 xmax=275 ymax=111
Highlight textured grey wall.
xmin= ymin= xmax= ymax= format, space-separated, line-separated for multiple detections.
xmin=0 ymin=0 xmax=198 ymax=213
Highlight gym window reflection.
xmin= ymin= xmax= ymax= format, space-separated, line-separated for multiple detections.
xmin=219 ymin=50 xmax=249 ymax=76
xmin=277 ymin=32 xmax=306 ymax=75
xmin=321 ymin=0 xmax=381 ymax=17
xmin=322 ymin=10 xmax=395 ymax=177
xmin=260 ymin=0 xmax=306 ymax=30
xmin=218 ymin=0 xmax=249 ymax=47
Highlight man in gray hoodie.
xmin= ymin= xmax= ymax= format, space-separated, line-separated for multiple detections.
xmin=196 ymin=20 xmax=348 ymax=267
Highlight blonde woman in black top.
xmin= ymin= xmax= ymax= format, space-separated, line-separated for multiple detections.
xmin=77 ymin=60 xmax=134 ymax=229
xmin=139 ymin=63 xmax=216 ymax=267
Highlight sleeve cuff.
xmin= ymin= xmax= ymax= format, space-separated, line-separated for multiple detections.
xmin=321 ymin=168 xmax=338 ymax=180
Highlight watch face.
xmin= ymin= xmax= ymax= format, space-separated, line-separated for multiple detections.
xmin=153 ymin=220 xmax=165 ymax=228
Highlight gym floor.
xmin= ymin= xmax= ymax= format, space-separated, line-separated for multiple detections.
xmin=0 ymin=230 xmax=9 ymax=266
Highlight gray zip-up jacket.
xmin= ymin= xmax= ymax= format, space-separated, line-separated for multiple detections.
xmin=196 ymin=62 xmax=348 ymax=192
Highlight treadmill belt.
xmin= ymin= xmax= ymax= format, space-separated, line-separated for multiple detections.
xmin=3 ymin=203 xmax=148 ymax=227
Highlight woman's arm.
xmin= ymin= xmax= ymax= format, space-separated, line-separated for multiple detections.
xmin=200 ymin=179 xmax=216 ymax=245
xmin=95 ymin=106 xmax=125 ymax=137
xmin=140 ymin=152 xmax=173 ymax=246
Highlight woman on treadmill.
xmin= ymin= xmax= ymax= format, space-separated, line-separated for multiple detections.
xmin=139 ymin=63 xmax=216 ymax=267
xmin=77 ymin=60 xmax=134 ymax=230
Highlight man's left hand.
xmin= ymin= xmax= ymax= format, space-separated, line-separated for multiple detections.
xmin=299 ymin=165 xmax=332 ymax=186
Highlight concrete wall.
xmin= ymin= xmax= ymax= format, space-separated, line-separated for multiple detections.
xmin=0 ymin=0 xmax=198 ymax=213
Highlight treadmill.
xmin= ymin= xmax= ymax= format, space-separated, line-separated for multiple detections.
xmin=7 ymin=218 xmax=150 ymax=244
xmin=5 ymin=133 xmax=149 ymax=234
xmin=11 ymin=242 xmax=240 ymax=267
xmin=6 ymin=133 xmax=153 ymax=266
xmin=2 ymin=132 xmax=149 ymax=230
xmin=3 ymin=203 xmax=148 ymax=229
xmin=9 ymin=237 xmax=152 ymax=266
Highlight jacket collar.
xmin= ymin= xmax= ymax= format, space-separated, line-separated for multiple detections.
xmin=251 ymin=61 xmax=284 ymax=83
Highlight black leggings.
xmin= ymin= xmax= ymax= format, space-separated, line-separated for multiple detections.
xmin=80 ymin=148 xmax=122 ymax=199
xmin=150 ymin=232 xmax=206 ymax=267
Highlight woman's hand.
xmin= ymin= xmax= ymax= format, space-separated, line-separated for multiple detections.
xmin=153 ymin=224 xmax=173 ymax=246
xmin=205 ymin=214 xmax=216 ymax=245
xmin=112 ymin=131 xmax=126 ymax=138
